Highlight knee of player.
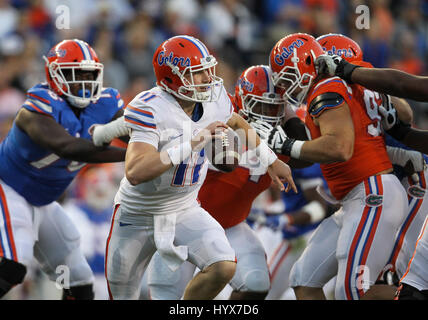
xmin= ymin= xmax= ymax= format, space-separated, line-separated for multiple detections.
xmin=243 ymin=269 xmax=270 ymax=292
xmin=206 ymin=260 xmax=236 ymax=283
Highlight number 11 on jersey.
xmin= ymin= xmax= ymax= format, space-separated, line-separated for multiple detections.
xmin=171 ymin=149 xmax=205 ymax=187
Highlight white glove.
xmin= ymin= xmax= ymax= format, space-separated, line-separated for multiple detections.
xmin=387 ymin=146 xmax=426 ymax=176
xmin=252 ymin=120 xmax=288 ymax=154
xmin=251 ymin=120 xmax=273 ymax=142
xmin=378 ymin=94 xmax=398 ymax=131
xmin=90 ymin=116 xmax=129 ymax=146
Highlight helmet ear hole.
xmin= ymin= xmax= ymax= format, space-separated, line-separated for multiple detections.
xmin=165 ymin=77 xmax=173 ymax=83
xmin=305 ymin=56 xmax=311 ymax=65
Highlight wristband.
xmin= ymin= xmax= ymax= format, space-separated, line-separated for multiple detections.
xmin=302 ymin=201 xmax=326 ymax=224
xmin=290 ymin=140 xmax=305 ymax=159
xmin=336 ymin=60 xmax=361 ymax=84
xmin=166 ymin=141 xmax=192 ymax=165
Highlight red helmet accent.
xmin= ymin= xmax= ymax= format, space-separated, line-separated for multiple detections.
xmin=269 ymin=33 xmax=324 ymax=105
xmin=44 ymin=39 xmax=104 ymax=108
xmin=316 ymin=33 xmax=363 ymax=62
xmin=152 ymin=35 xmax=223 ymax=102
xmin=235 ymin=65 xmax=285 ymax=126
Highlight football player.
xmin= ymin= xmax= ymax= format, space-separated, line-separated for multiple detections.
xmin=255 ymin=33 xmax=408 ymax=300
xmin=103 ymin=36 xmax=296 ymax=300
xmin=0 ymin=39 xmax=126 ymax=299
xmin=316 ymin=35 xmax=428 ymax=301
xmin=318 ymin=32 xmax=427 ymax=289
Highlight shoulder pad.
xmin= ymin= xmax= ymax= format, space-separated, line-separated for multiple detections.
xmin=25 ymin=84 xmax=65 ymax=116
xmin=308 ymin=92 xmax=345 ymax=118
xmin=98 ymin=87 xmax=124 ymax=109
xmin=124 ymin=98 xmax=157 ymax=131
xmin=27 ymin=83 xmax=64 ymax=105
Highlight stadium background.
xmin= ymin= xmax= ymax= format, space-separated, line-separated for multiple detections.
xmin=0 ymin=0 xmax=427 ymax=299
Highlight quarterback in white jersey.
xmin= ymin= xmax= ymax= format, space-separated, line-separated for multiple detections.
xmin=103 ymin=35 xmax=296 ymax=300
xmin=115 ymin=84 xmax=232 ymax=215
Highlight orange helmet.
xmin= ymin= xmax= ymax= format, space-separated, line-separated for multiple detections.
xmin=269 ymin=33 xmax=324 ymax=106
xmin=43 ymin=39 xmax=104 ymax=108
xmin=316 ymin=33 xmax=363 ymax=62
xmin=235 ymin=65 xmax=285 ymax=126
xmin=152 ymin=35 xmax=223 ymax=102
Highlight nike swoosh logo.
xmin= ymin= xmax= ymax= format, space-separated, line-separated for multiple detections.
xmin=119 ymin=222 xmax=132 ymax=227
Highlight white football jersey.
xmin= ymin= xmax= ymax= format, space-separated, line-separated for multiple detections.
xmin=115 ymin=85 xmax=233 ymax=215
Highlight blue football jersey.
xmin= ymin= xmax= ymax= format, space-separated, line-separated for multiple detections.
xmin=0 ymin=83 xmax=124 ymax=206
xmin=280 ymin=163 xmax=328 ymax=239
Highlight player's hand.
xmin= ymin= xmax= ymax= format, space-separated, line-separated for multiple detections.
xmin=251 ymin=120 xmax=273 ymax=142
xmin=191 ymin=121 xmax=228 ymax=151
xmin=402 ymin=150 xmax=426 ymax=178
xmin=89 ymin=124 xmax=109 ymax=146
xmin=267 ymin=159 xmax=298 ymax=193
xmin=315 ymin=54 xmax=341 ymax=77
xmin=89 ymin=117 xmax=129 ymax=147
xmin=315 ymin=54 xmax=360 ymax=83
xmin=379 ymin=94 xmax=398 ymax=131
xmin=252 ymin=120 xmax=289 ymax=154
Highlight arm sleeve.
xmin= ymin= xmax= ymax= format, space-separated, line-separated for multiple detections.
xmin=125 ymin=102 xmax=160 ymax=148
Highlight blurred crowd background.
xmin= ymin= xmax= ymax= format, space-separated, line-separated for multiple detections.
xmin=1 ymin=0 xmax=428 ymax=299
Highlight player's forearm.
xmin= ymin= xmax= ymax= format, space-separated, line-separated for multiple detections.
xmin=352 ymin=68 xmax=428 ymax=102
xmin=55 ymin=138 xmax=126 ymax=163
xmin=228 ymin=112 xmax=260 ymax=149
xmin=299 ymin=135 xmax=353 ymax=163
xmin=400 ymin=128 xmax=428 ymax=154
xmin=125 ymin=151 xmax=173 ymax=185
xmin=282 ymin=118 xmax=309 ymax=140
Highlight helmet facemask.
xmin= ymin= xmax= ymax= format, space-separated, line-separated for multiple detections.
xmin=162 ymin=55 xmax=223 ymax=103
xmin=240 ymin=91 xmax=285 ymax=126
xmin=44 ymin=57 xmax=104 ymax=108
xmin=271 ymin=48 xmax=315 ymax=107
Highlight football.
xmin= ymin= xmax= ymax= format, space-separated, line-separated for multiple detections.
xmin=205 ymin=128 xmax=241 ymax=172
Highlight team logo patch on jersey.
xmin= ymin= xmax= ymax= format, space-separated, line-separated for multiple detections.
xmin=274 ymin=39 xmax=304 ymax=66
xmin=407 ymin=185 xmax=426 ymax=199
xmin=365 ymin=194 xmax=383 ymax=207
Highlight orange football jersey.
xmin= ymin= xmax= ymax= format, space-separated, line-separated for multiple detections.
xmin=199 ymin=167 xmax=272 ymax=228
xmin=305 ymin=76 xmax=392 ymax=200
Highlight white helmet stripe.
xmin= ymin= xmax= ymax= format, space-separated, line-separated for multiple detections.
xmin=177 ymin=35 xmax=208 ymax=57
xmin=262 ymin=66 xmax=274 ymax=93
xmin=74 ymin=39 xmax=92 ymax=60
